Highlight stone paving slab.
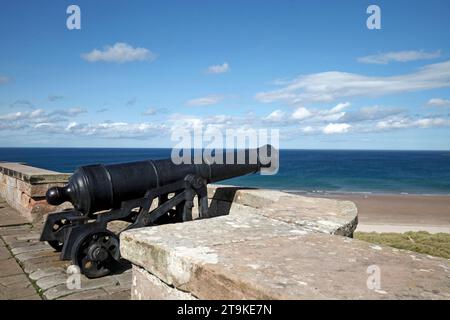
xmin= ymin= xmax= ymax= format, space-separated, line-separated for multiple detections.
xmin=0 ymin=224 xmax=33 ymax=236
xmin=0 ymin=257 xmax=26 ymax=278
xmin=0 ymin=205 xmax=31 ymax=226
xmin=0 ymin=200 xmax=132 ymax=300
xmin=0 ymin=238 xmax=41 ymax=300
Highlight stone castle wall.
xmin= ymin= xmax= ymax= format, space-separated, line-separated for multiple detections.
xmin=0 ymin=163 xmax=70 ymax=222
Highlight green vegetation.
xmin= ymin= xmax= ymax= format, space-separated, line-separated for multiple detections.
xmin=354 ymin=231 xmax=450 ymax=259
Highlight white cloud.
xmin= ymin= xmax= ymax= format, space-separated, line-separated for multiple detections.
xmin=357 ymin=50 xmax=441 ymax=64
xmin=264 ymin=109 xmax=285 ymax=122
xmin=376 ymin=116 xmax=450 ymax=131
xmin=34 ymin=122 xmax=57 ymax=129
xmin=206 ymin=62 xmax=230 ymax=74
xmin=292 ymin=107 xmax=312 ymax=120
xmin=265 ymin=103 xmax=350 ymax=124
xmin=66 ymin=122 xmax=78 ymax=131
xmin=301 ymin=126 xmax=315 ymax=133
xmin=427 ymin=98 xmax=450 ymax=107
xmin=329 ymin=102 xmax=350 ymax=113
xmin=323 ymin=123 xmax=351 ymax=134
xmin=308 ymin=102 xmax=350 ymax=122
xmin=60 ymin=121 xmax=167 ymax=139
xmin=81 ymin=43 xmax=157 ymax=63
xmin=0 ymin=109 xmax=45 ymax=121
xmin=186 ymin=95 xmax=223 ymax=106
xmin=0 ymin=107 xmax=85 ymax=126
xmin=342 ymin=105 xmax=404 ymax=122
xmin=255 ymin=61 xmax=450 ymax=104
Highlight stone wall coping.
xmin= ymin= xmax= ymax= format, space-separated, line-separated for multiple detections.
xmin=0 ymin=162 xmax=70 ymax=184
xmin=121 ymin=209 xmax=450 ymax=299
xmin=207 ymin=184 xmax=358 ymax=236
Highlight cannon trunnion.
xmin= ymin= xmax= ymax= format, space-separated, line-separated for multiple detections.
xmin=40 ymin=146 xmax=274 ymax=278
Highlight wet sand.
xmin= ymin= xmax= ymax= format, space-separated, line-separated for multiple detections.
xmin=292 ymin=192 xmax=450 ymax=233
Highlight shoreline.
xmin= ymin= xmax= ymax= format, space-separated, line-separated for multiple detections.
xmin=288 ymin=191 xmax=450 ymax=234
xmin=282 ymin=189 xmax=450 ymax=197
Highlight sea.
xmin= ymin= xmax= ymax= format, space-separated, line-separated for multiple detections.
xmin=1 ymin=148 xmax=450 ymax=195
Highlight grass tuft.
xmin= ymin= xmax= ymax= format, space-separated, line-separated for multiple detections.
xmin=354 ymin=231 xmax=450 ymax=259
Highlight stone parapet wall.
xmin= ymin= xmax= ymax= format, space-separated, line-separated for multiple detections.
xmin=0 ymin=163 xmax=70 ymax=222
xmin=203 ymin=185 xmax=358 ymax=236
xmin=121 ymin=186 xmax=450 ymax=300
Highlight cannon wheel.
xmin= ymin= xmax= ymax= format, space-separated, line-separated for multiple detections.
xmin=47 ymin=219 xmax=71 ymax=251
xmin=71 ymin=230 xmax=120 ymax=279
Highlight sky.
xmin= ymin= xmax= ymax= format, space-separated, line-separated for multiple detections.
xmin=0 ymin=0 xmax=450 ymax=150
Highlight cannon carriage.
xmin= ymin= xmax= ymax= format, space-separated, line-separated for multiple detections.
xmin=40 ymin=146 xmax=275 ymax=278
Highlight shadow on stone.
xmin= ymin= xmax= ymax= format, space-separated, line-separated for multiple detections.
xmin=207 ymin=186 xmax=256 ymax=218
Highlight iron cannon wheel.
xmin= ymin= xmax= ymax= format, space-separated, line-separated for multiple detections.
xmin=47 ymin=219 xmax=71 ymax=251
xmin=71 ymin=230 xmax=120 ymax=278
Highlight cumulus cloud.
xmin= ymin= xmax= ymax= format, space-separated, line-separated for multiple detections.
xmin=375 ymin=115 xmax=450 ymax=131
xmin=323 ymin=123 xmax=351 ymax=134
xmin=186 ymin=95 xmax=223 ymax=106
xmin=260 ymin=103 xmax=350 ymax=125
xmin=63 ymin=121 xmax=166 ymax=139
xmin=301 ymin=126 xmax=315 ymax=134
xmin=206 ymin=62 xmax=230 ymax=74
xmin=255 ymin=60 xmax=450 ymax=105
xmin=301 ymin=102 xmax=350 ymax=123
xmin=357 ymin=50 xmax=441 ymax=64
xmin=341 ymin=105 xmax=404 ymax=122
xmin=81 ymin=43 xmax=157 ymax=63
xmin=427 ymin=98 xmax=450 ymax=107
xmin=0 ymin=109 xmax=45 ymax=121
xmin=0 ymin=107 xmax=85 ymax=130
xmin=292 ymin=107 xmax=312 ymax=120
xmin=264 ymin=110 xmax=286 ymax=122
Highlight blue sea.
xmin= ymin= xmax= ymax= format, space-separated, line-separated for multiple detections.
xmin=1 ymin=148 xmax=450 ymax=195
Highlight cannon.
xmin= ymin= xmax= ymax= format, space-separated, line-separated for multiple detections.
xmin=40 ymin=145 xmax=275 ymax=278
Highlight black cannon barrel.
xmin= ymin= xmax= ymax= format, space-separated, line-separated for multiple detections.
xmin=46 ymin=145 xmax=275 ymax=214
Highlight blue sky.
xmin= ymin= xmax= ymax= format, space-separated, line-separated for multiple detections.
xmin=1 ymin=0 xmax=450 ymax=149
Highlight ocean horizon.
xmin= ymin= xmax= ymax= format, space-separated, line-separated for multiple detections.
xmin=1 ymin=147 xmax=450 ymax=195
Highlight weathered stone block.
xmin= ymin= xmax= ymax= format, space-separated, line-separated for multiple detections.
xmin=5 ymin=176 xmax=17 ymax=188
xmin=131 ymin=265 xmax=196 ymax=300
xmin=121 ymin=219 xmax=450 ymax=300
xmin=207 ymin=186 xmax=358 ymax=237
xmin=0 ymin=163 xmax=70 ymax=222
xmin=17 ymin=179 xmax=67 ymax=198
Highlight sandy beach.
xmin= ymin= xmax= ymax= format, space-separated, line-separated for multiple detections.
xmin=294 ymin=192 xmax=450 ymax=233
